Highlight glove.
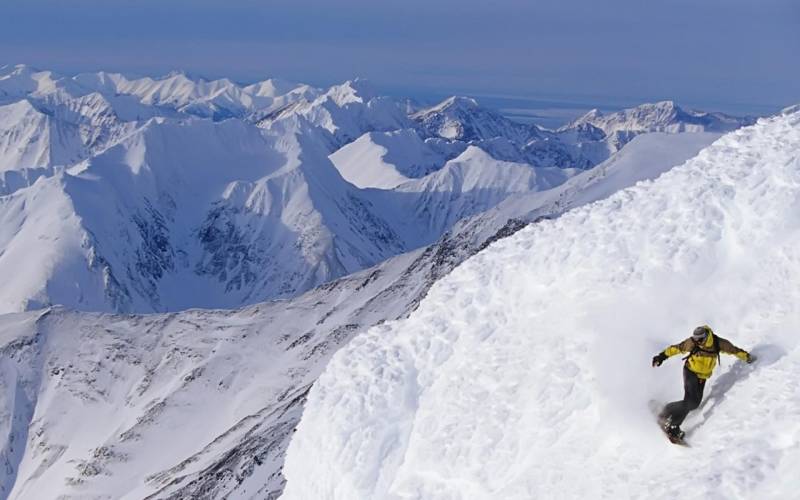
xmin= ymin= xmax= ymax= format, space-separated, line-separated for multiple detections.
xmin=745 ymin=352 xmax=755 ymax=364
xmin=652 ymin=352 xmax=667 ymax=367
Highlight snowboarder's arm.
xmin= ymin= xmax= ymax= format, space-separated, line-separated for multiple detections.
xmin=718 ymin=337 xmax=751 ymax=362
xmin=652 ymin=338 xmax=692 ymax=366
xmin=662 ymin=338 xmax=694 ymax=357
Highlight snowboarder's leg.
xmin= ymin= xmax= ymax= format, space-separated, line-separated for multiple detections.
xmin=660 ymin=400 xmax=685 ymax=426
xmin=660 ymin=366 xmax=705 ymax=428
xmin=683 ymin=366 xmax=706 ymax=417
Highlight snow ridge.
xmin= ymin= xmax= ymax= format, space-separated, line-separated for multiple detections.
xmin=566 ymin=100 xmax=756 ymax=135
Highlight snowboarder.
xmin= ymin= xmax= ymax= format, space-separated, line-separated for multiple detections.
xmin=651 ymin=325 xmax=753 ymax=442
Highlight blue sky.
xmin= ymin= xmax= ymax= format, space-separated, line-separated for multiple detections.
xmin=2 ymin=0 xmax=798 ymax=116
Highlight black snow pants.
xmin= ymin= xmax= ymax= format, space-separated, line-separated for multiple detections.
xmin=662 ymin=365 xmax=706 ymax=427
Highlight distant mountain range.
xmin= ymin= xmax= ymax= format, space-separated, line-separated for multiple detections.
xmin=0 ymin=64 xmax=756 ymax=314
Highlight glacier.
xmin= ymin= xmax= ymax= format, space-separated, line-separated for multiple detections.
xmin=282 ymin=110 xmax=800 ymax=499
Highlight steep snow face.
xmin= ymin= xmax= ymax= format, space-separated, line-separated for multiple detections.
xmin=0 ymin=100 xmax=62 ymax=170
xmin=329 ymin=129 xmax=464 ymax=189
xmin=0 ymin=175 xmax=101 ymax=312
xmin=388 ymin=146 xmax=579 ymax=242
xmin=0 ymin=93 xmax=143 ymax=174
xmin=282 ymin=111 xmax=800 ymax=499
xmin=568 ymin=100 xmax=756 ymax=135
xmin=462 ymin=131 xmax=723 ymax=240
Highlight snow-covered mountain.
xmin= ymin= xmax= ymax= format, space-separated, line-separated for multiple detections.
xmin=282 ymin=109 xmax=800 ymax=500
xmin=0 ymin=123 xmax=722 ymax=499
xmin=413 ymin=96 xmax=542 ymax=144
xmin=1 ymin=64 xmax=318 ymax=121
xmin=406 ymin=97 xmax=716 ymax=171
xmin=566 ymin=100 xmax=756 ymax=135
xmin=0 ymin=115 xmax=418 ymax=313
xmin=329 ymin=129 xmax=462 ymax=189
xmin=0 ymin=95 xmax=141 ymax=173
xmin=0 ymin=65 xmax=756 ymax=315
xmin=257 ymin=79 xmax=413 ymax=148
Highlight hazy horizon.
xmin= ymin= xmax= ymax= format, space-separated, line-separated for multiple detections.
xmin=2 ymin=0 xmax=797 ymax=124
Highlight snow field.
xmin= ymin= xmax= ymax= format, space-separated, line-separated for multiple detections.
xmin=282 ymin=111 xmax=800 ymax=499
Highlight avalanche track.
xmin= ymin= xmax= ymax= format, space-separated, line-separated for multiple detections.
xmin=282 ymin=111 xmax=800 ymax=499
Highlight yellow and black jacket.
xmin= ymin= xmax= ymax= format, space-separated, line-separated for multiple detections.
xmin=662 ymin=329 xmax=749 ymax=379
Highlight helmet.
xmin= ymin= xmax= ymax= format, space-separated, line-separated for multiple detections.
xmin=692 ymin=325 xmax=710 ymax=341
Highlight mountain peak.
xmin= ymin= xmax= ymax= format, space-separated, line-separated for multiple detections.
xmin=651 ymin=99 xmax=678 ymax=109
xmin=427 ymin=96 xmax=480 ymax=114
xmin=412 ymin=95 xmax=539 ymax=144
xmin=565 ymin=100 xmax=751 ymax=135
xmin=1 ymin=63 xmax=40 ymax=78
xmin=324 ymin=78 xmax=377 ymax=105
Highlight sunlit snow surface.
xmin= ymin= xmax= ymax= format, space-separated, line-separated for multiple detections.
xmin=0 ymin=129 xmax=719 ymax=499
xmin=282 ymin=111 xmax=800 ymax=499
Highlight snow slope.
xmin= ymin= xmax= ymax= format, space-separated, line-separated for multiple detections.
xmin=456 ymin=131 xmax=722 ymax=244
xmin=386 ymin=146 xmax=578 ymax=243
xmin=0 ymin=126 xmax=723 ymax=500
xmin=329 ymin=129 xmax=461 ymax=189
xmin=0 ymin=98 xmax=135 ymax=172
xmin=282 ymin=110 xmax=800 ymax=499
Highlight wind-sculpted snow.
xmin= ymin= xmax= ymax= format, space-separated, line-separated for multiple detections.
xmin=282 ymin=111 xmax=800 ymax=499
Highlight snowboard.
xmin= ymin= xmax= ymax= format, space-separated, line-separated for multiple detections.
xmin=661 ymin=425 xmax=689 ymax=446
xmin=648 ymin=400 xmax=689 ymax=446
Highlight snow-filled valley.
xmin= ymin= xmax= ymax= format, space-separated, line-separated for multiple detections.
xmin=282 ymin=108 xmax=800 ymax=500
xmin=1 ymin=62 xmax=792 ymax=500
